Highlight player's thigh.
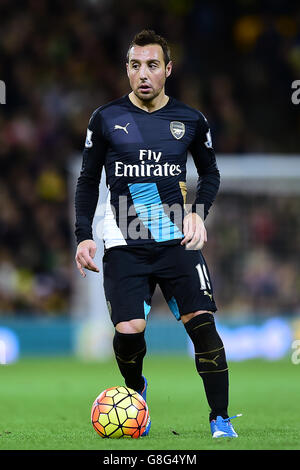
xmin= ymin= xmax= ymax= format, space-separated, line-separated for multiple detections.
xmin=157 ymin=244 xmax=217 ymax=320
xmin=103 ymin=247 xmax=155 ymax=327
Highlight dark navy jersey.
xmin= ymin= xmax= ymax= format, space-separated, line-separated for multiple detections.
xmin=75 ymin=94 xmax=220 ymax=248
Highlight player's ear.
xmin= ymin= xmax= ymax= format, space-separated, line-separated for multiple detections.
xmin=165 ymin=61 xmax=172 ymax=79
xmin=126 ymin=62 xmax=129 ymax=77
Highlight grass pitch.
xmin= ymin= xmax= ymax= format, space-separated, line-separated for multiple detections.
xmin=0 ymin=356 xmax=299 ymax=451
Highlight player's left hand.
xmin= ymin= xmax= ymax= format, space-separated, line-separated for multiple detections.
xmin=181 ymin=212 xmax=207 ymax=250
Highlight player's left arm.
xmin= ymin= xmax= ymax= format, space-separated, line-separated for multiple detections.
xmin=181 ymin=113 xmax=220 ymax=250
xmin=75 ymin=108 xmax=107 ymax=276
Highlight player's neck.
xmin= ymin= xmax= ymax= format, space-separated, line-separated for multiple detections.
xmin=128 ymin=91 xmax=169 ymax=113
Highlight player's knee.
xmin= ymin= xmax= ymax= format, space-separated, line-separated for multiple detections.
xmin=113 ymin=328 xmax=147 ymax=364
xmin=181 ymin=310 xmax=213 ymax=325
xmin=115 ymin=318 xmax=146 ymax=334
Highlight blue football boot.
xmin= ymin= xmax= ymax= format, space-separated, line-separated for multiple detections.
xmin=140 ymin=376 xmax=151 ymax=437
xmin=210 ymin=414 xmax=242 ymax=438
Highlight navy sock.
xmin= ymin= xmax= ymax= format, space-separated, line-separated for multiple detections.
xmin=113 ymin=330 xmax=146 ymax=393
xmin=184 ymin=313 xmax=229 ymax=420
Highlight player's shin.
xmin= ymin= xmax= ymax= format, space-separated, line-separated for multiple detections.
xmin=183 ymin=313 xmax=229 ymax=421
xmin=113 ymin=330 xmax=146 ymax=393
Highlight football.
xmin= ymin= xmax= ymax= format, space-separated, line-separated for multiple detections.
xmin=91 ymin=386 xmax=149 ymax=438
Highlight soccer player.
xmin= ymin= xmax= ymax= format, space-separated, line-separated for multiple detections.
xmin=75 ymin=30 xmax=239 ymax=438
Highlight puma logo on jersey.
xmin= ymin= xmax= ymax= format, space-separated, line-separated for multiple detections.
xmin=114 ymin=123 xmax=130 ymax=134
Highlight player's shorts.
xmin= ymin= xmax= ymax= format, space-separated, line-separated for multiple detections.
xmin=102 ymin=240 xmax=217 ymax=327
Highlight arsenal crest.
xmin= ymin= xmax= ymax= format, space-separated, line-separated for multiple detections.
xmin=170 ymin=121 xmax=185 ymax=140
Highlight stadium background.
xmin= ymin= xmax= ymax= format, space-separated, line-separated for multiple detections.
xmin=0 ymin=1 xmax=299 ymax=375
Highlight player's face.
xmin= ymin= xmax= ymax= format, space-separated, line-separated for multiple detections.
xmin=126 ymin=44 xmax=172 ymax=102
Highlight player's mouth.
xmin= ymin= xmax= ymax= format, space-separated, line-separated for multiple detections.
xmin=138 ymin=84 xmax=152 ymax=93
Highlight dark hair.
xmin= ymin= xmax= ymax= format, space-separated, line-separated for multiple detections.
xmin=126 ymin=29 xmax=171 ymax=65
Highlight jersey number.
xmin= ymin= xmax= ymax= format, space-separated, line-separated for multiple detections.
xmin=196 ymin=263 xmax=211 ymax=291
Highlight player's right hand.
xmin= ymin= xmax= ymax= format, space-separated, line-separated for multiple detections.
xmin=75 ymin=239 xmax=99 ymax=277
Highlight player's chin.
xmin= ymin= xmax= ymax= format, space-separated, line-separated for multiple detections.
xmin=135 ymin=89 xmax=156 ymax=101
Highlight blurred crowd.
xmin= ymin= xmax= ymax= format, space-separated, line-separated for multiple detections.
xmin=202 ymin=194 xmax=300 ymax=317
xmin=152 ymin=194 xmax=300 ymax=318
xmin=0 ymin=0 xmax=299 ymax=316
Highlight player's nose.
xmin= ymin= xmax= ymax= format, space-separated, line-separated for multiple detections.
xmin=138 ymin=64 xmax=148 ymax=79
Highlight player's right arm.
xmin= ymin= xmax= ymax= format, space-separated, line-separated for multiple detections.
xmin=74 ymin=108 xmax=107 ymax=277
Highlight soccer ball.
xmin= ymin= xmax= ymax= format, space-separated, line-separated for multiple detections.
xmin=91 ymin=386 xmax=149 ymax=438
